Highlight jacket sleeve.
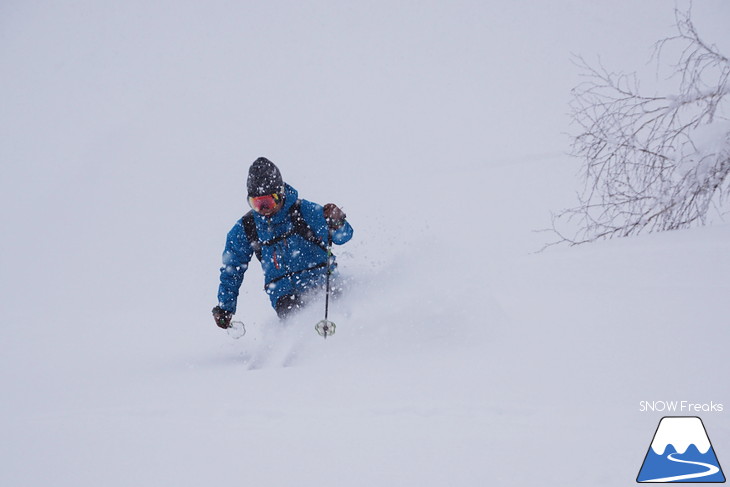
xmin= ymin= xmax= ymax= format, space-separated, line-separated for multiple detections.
xmin=300 ymin=200 xmax=353 ymax=245
xmin=217 ymin=220 xmax=254 ymax=314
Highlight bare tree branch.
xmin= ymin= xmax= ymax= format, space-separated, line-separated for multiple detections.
xmin=549 ymin=5 xmax=730 ymax=246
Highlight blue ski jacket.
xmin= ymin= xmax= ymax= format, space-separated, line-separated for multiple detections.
xmin=217 ymin=184 xmax=353 ymax=313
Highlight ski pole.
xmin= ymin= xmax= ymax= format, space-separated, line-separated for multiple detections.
xmin=316 ymin=229 xmax=336 ymax=338
xmin=324 ymin=229 xmax=332 ymax=320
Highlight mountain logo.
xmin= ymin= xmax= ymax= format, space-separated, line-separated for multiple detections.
xmin=637 ymin=416 xmax=725 ymax=483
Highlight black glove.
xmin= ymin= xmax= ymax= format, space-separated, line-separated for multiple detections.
xmin=323 ymin=203 xmax=346 ymax=229
xmin=212 ymin=306 xmax=233 ymax=329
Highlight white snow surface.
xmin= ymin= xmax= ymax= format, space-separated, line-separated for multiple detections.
xmin=1 ymin=1 xmax=729 ymax=486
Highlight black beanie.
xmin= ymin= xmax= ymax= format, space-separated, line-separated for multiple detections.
xmin=247 ymin=157 xmax=283 ymax=196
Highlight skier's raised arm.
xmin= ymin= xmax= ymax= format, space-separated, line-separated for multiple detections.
xmin=299 ymin=200 xmax=353 ymax=246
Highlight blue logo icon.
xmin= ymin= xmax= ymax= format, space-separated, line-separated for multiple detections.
xmin=637 ymin=416 xmax=725 ymax=483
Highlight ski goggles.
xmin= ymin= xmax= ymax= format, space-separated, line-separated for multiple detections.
xmin=248 ymin=193 xmax=283 ymax=216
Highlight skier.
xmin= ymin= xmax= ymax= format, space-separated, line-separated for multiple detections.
xmin=212 ymin=157 xmax=353 ymax=329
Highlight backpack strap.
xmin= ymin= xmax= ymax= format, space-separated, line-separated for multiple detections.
xmin=241 ymin=211 xmax=262 ymax=261
xmin=288 ymin=199 xmax=329 ymax=253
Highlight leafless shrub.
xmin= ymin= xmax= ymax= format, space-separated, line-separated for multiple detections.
xmin=549 ymin=6 xmax=729 ymax=246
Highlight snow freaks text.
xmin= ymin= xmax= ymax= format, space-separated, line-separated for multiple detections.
xmin=639 ymin=401 xmax=724 ymax=413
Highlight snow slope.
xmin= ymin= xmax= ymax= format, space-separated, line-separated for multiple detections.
xmin=1 ymin=1 xmax=729 ymax=486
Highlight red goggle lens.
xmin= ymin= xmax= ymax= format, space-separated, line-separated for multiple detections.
xmin=248 ymin=193 xmax=282 ymax=215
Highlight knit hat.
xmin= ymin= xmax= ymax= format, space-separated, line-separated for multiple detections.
xmin=247 ymin=157 xmax=283 ymax=197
